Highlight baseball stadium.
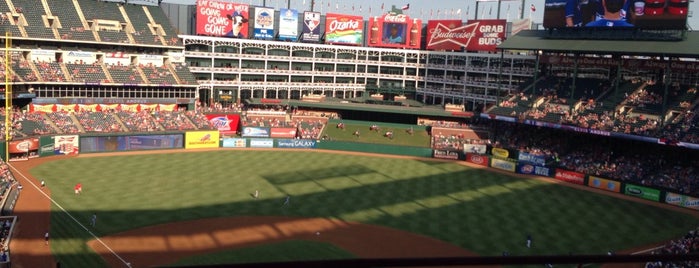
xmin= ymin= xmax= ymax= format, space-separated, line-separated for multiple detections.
xmin=0 ymin=0 xmax=697 ymax=267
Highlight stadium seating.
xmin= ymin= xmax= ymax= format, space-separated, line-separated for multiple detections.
xmin=65 ymin=63 xmax=108 ymax=83
xmin=107 ymin=63 xmax=144 ymax=84
xmin=122 ymin=4 xmax=159 ymax=45
xmin=12 ymin=0 xmax=56 ymax=39
xmin=117 ymin=110 xmax=161 ymax=132
xmin=152 ymin=110 xmax=196 ymax=131
xmin=49 ymin=0 xmax=95 ymax=41
xmin=74 ymin=110 xmax=123 ymax=132
xmin=141 ymin=64 xmax=178 ymax=85
xmin=45 ymin=111 xmax=81 ymax=134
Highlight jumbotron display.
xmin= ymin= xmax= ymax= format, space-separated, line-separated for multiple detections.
xmin=543 ymin=0 xmax=689 ymax=29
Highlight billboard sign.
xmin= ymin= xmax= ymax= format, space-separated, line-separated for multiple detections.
xmin=491 ymin=158 xmax=516 ymax=172
xmin=624 ymin=183 xmax=661 ymax=202
xmin=185 ymin=131 xmax=220 ymax=149
xmin=250 ymin=138 xmax=274 ymax=148
xmin=465 ymin=19 xmax=506 ymax=52
xmin=9 ymin=138 xmax=40 ymax=161
xmin=278 ymin=8 xmax=299 ymax=41
xmin=554 ymin=169 xmax=585 ymax=185
xmin=665 ymin=192 xmax=699 ymax=211
xmin=367 ymin=13 xmax=422 ymax=49
xmin=426 ymin=20 xmax=475 ymax=51
xmin=54 ymin=135 xmax=80 ymax=155
xmin=465 ymin=153 xmax=489 ymax=167
xmin=241 ymin=127 xmax=270 ymax=137
xmin=543 ymin=0 xmax=688 ymax=29
xmin=270 ymin=128 xmax=297 ymax=138
xmin=587 ymin=176 xmax=622 ymax=193
xmin=433 ymin=149 xmax=459 ymax=160
xmin=464 ymin=144 xmax=487 ymax=155
xmin=222 ymin=138 xmax=247 ymax=148
xmin=277 ymin=139 xmax=317 ymax=148
xmin=301 ymin=11 xmax=321 ymax=42
xmin=196 ymin=0 xmax=249 ymax=38
xmin=517 ymin=164 xmax=554 ymax=177
xmin=253 ymin=7 xmax=275 ymax=39
xmin=325 ymin=13 xmax=363 ymax=46
xmin=491 ymin=147 xmax=509 ymax=159
xmin=206 ymin=114 xmax=240 ymax=135
xmin=517 ymin=151 xmax=548 ymax=166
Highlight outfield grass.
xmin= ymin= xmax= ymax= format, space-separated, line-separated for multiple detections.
xmin=322 ymin=122 xmax=431 ymax=147
xmin=172 ymin=240 xmax=355 ymax=266
xmin=31 ymin=150 xmax=697 ymax=267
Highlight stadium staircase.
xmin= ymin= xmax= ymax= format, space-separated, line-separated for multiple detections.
xmin=141 ymin=6 xmax=166 ymax=46
xmin=39 ymin=0 xmax=60 ymax=39
xmin=135 ymin=67 xmax=149 ymax=84
xmin=69 ymin=0 xmax=99 ymax=41
xmin=166 ymin=64 xmax=182 ymax=84
xmin=58 ymin=62 xmax=72 ymax=82
xmin=112 ymin=114 xmax=128 ymax=132
xmin=68 ymin=113 xmax=86 ymax=133
xmin=100 ymin=63 xmax=114 ymax=83
xmin=3 ymin=0 xmax=27 ymax=38
xmin=116 ymin=5 xmax=136 ymax=44
xmin=41 ymin=113 xmax=63 ymax=134
xmin=25 ymin=60 xmax=41 ymax=81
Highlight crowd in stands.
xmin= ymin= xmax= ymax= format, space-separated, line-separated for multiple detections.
xmin=118 ymin=111 xmax=160 ymax=132
xmin=645 ymin=227 xmax=699 ymax=268
xmin=45 ymin=111 xmax=80 ymax=134
xmin=153 ymin=110 xmax=196 ymax=131
xmin=487 ymin=121 xmax=699 ymax=196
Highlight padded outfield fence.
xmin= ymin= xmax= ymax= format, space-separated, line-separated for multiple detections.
xmin=1 ymin=131 xmax=697 ymax=214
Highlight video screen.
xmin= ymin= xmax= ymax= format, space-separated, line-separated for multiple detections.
xmin=382 ymin=23 xmax=406 ymax=44
xmin=543 ymin=0 xmax=688 ymax=29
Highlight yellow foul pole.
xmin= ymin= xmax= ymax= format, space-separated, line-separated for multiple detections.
xmin=4 ymin=32 xmax=11 ymax=162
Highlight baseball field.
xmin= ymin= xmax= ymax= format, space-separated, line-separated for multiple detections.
xmin=9 ymin=149 xmax=699 ymax=268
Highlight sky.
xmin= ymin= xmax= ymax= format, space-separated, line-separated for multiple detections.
xmin=162 ymin=0 xmax=699 ymax=30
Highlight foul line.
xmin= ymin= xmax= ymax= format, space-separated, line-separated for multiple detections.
xmin=9 ymin=163 xmax=132 ymax=268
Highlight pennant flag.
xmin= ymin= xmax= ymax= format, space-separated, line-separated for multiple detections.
xmin=401 ymin=4 xmax=410 ymax=10
xmin=456 ymin=8 xmax=461 ymax=15
xmin=489 ymin=6 xmax=493 ymax=15
xmin=381 ymin=3 xmax=384 ymax=11
xmin=531 ymin=4 xmax=536 ymax=12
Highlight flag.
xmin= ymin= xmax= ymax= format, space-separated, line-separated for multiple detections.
xmin=401 ymin=4 xmax=410 ymax=10
xmin=456 ymin=8 xmax=461 ymax=15
xmin=430 ymin=9 xmax=433 ymax=18
xmin=352 ymin=5 xmax=355 ymax=11
xmin=466 ymin=6 xmax=469 ymax=16
xmin=359 ymin=5 xmax=362 ymax=12
xmin=530 ymin=4 xmax=536 ymax=12
xmin=489 ymin=6 xmax=492 ymax=15
xmin=381 ymin=3 xmax=384 ymax=11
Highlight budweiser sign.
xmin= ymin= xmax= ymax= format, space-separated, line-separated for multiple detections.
xmin=426 ymin=20 xmax=478 ymax=50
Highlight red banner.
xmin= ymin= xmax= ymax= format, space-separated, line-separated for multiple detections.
xmin=465 ymin=153 xmax=489 ymax=167
xmin=196 ymin=0 xmax=249 ymax=38
xmin=465 ymin=19 xmax=506 ymax=52
xmin=270 ymin=127 xmax=297 ymax=138
xmin=325 ymin=13 xmax=364 ymax=46
xmin=554 ymin=169 xmax=585 ymax=185
xmin=205 ymin=114 xmax=240 ymax=135
xmin=426 ymin=20 xmax=475 ymax=50
xmin=367 ymin=13 xmax=421 ymax=49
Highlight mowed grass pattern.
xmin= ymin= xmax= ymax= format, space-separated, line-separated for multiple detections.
xmin=31 ymin=150 xmax=697 ymax=267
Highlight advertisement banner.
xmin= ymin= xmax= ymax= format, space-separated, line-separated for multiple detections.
xmin=325 ymin=13 xmax=363 ymax=46
xmin=241 ymin=127 xmax=270 ymax=137
xmin=196 ymin=0 xmax=249 ymax=38
xmin=464 ymin=19 xmax=506 ymax=52
xmin=64 ymin=51 xmax=96 ymax=64
xmin=301 ymin=11 xmax=321 ymax=42
xmin=54 ymin=135 xmax=79 ymax=155
xmin=465 ymin=153 xmax=489 ymax=167
xmin=79 ymin=135 xmax=184 ymax=153
xmin=426 ymin=20 xmax=474 ymax=51
xmin=464 ymin=144 xmax=487 ymax=155
xmin=39 ymin=136 xmax=54 ymax=157
xmin=8 ymin=138 xmax=39 ymax=161
xmin=253 ymin=7 xmax=275 ymax=39
xmin=185 ymin=131 xmax=220 ymax=149
xmin=277 ymin=139 xmax=317 ymax=148
xmin=517 ymin=164 xmax=554 ymax=177
xmin=433 ymin=149 xmax=459 ymax=160
xmin=367 ymin=13 xmax=421 ymax=49
xmin=554 ymin=169 xmax=585 ymax=185
xmin=665 ymin=192 xmax=699 ymax=211
xmin=517 ymin=151 xmax=548 ymax=166
xmin=624 ymin=184 xmax=661 ymax=202
xmin=491 ymin=147 xmax=509 ymax=159
xmin=588 ymin=176 xmax=622 ymax=193
xmin=270 ymin=128 xmax=297 ymax=138
xmin=490 ymin=158 xmax=516 ymax=172
xmin=206 ymin=114 xmax=240 ymax=135
xmin=543 ymin=0 xmax=688 ymax=30
xmin=250 ymin=138 xmax=273 ymax=148
xmin=222 ymin=138 xmax=247 ymax=148
xmin=278 ymin=8 xmax=298 ymax=41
